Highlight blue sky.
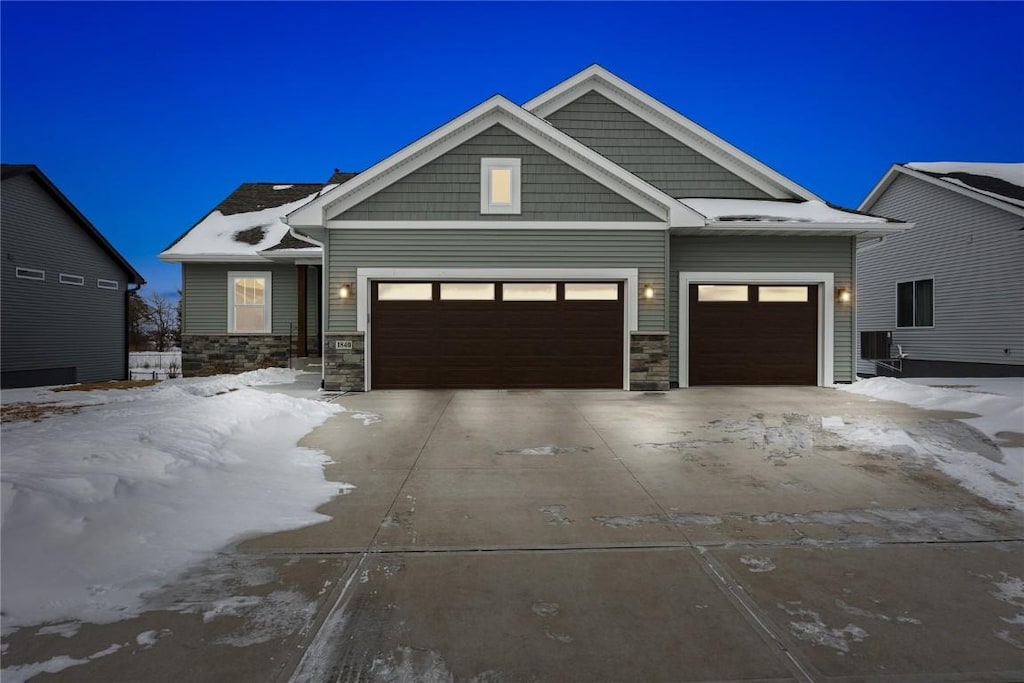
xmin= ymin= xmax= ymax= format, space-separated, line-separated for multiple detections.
xmin=3 ymin=2 xmax=1022 ymax=296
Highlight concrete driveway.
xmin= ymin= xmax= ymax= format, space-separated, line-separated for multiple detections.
xmin=6 ymin=386 xmax=1023 ymax=682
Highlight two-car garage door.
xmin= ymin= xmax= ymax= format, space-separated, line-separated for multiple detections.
xmin=370 ymin=281 xmax=624 ymax=389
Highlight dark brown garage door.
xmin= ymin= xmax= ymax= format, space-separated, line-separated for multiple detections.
xmin=371 ymin=281 xmax=624 ymax=389
xmin=689 ymin=284 xmax=817 ymax=386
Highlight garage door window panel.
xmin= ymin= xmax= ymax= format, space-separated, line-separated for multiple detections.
xmin=564 ymin=283 xmax=619 ymax=301
xmin=378 ymin=282 xmax=434 ymax=300
xmin=502 ymin=283 xmax=557 ymax=301
xmin=697 ymin=284 xmax=748 ymax=302
xmin=758 ymin=286 xmax=809 ymax=303
xmin=440 ymin=283 xmax=495 ymax=300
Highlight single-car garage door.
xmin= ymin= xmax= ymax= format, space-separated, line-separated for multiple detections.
xmin=689 ymin=283 xmax=817 ymax=385
xmin=371 ymin=281 xmax=624 ymax=389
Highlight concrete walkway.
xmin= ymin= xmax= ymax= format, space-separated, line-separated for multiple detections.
xmin=5 ymin=385 xmax=1023 ymax=682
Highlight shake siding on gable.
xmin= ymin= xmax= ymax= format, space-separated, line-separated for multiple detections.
xmin=326 ymin=229 xmax=668 ymax=331
xmin=182 ymin=263 xmax=302 ymax=336
xmin=1 ymin=173 xmax=130 ymax=384
xmin=544 ymin=91 xmax=772 ymax=200
xmin=857 ymin=173 xmax=1024 ymax=374
xmin=333 ymin=124 xmax=658 ymax=221
xmin=671 ymin=236 xmax=856 ymax=383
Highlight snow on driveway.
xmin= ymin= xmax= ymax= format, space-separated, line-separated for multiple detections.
xmin=1 ymin=369 xmax=347 ymax=632
xmin=835 ymin=377 xmax=1023 ymax=511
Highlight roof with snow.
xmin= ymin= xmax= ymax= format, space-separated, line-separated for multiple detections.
xmin=902 ymin=162 xmax=1024 ymax=208
xmin=677 ymin=199 xmax=893 ymax=225
xmin=160 ymin=172 xmax=358 ymax=261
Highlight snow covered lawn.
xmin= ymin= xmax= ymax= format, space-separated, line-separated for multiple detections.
xmin=835 ymin=377 xmax=1023 ymax=511
xmin=1 ymin=369 xmax=346 ymax=633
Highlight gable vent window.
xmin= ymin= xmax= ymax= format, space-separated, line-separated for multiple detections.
xmin=896 ymin=279 xmax=933 ymax=328
xmin=60 ymin=273 xmax=85 ymax=286
xmin=97 ymin=279 xmax=120 ymax=290
xmin=480 ymin=158 xmax=521 ymax=215
xmin=15 ymin=267 xmax=45 ymax=281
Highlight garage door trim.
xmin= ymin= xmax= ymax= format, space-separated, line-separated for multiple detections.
xmin=678 ymin=271 xmax=834 ymax=388
xmin=356 ymin=267 xmax=639 ymax=390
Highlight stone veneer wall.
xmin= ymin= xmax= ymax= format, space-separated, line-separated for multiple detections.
xmin=630 ymin=332 xmax=670 ymax=391
xmin=324 ymin=332 xmax=365 ymax=391
xmin=182 ymin=334 xmax=291 ymax=376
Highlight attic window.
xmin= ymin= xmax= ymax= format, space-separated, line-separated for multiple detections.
xmin=481 ymin=158 xmax=521 ymax=215
xmin=233 ymin=226 xmax=267 ymax=245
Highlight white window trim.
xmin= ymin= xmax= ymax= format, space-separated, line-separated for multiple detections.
xmin=480 ymin=158 xmax=521 ymax=215
xmin=97 ymin=279 xmax=120 ymax=290
xmin=356 ymin=267 xmax=638 ymax=391
xmin=679 ymin=272 xmax=835 ymax=388
xmin=59 ymin=273 xmax=85 ymax=286
xmin=894 ymin=277 xmax=935 ymax=329
xmin=15 ymin=267 xmax=45 ymax=281
xmin=227 ymin=271 xmax=272 ymax=334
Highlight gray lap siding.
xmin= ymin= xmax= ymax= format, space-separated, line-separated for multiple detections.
xmin=1 ymin=173 xmax=132 ymax=386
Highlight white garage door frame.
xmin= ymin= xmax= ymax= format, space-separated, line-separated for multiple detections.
xmin=678 ymin=271 xmax=834 ymax=388
xmin=357 ymin=267 xmax=639 ymax=391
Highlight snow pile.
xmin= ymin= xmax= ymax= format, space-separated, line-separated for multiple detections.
xmin=0 ymin=370 xmax=345 ymax=630
xmin=836 ymin=377 xmax=1023 ymax=510
xmin=679 ymin=199 xmax=888 ymax=224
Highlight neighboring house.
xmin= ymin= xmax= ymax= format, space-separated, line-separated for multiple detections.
xmin=162 ymin=65 xmax=905 ymax=391
xmin=856 ymin=162 xmax=1024 ymax=378
xmin=1 ymin=164 xmax=146 ymax=388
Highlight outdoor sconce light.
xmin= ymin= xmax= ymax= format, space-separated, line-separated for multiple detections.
xmin=837 ymin=287 xmax=852 ymax=304
xmin=338 ymin=283 xmax=353 ymax=299
xmin=643 ymin=284 xmax=655 ymax=300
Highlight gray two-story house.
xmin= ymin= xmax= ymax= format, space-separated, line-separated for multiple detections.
xmin=162 ymin=66 xmax=905 ymax=391
xmin=1 ymin=164 xmax=145 ymax=388
xmin=857 ymin=162 xmax=1024 ymax=377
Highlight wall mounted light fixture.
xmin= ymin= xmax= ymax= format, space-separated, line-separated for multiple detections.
xmin=643 ymin=283 xmax=655 ymax=300
xmin=339 ymin=283 xmax=353 ymax=299
xmin=836 ymin=287 xmax=852 ymax=303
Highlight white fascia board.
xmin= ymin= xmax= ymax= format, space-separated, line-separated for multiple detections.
xmin=325 ymin=220 xmax=669 ymax=231
xmin=677 ymin=271 xmax=835 ymax=388
xmin=158 ymin=254 xmax=272 ymax=263
xmin=259 ymin=249 xmax=323 ymax=261
xmin=525 ymin=65 xmax=822 ymax=203
xmin=288 ymin=94 xmax=700 ymax=229
xmin=865 ymin=165 xmax=1024 ymax=218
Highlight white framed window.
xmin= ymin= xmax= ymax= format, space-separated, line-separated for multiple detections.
xmin=15 ymin=267 xmax=45 ymax=281
xmin=896 ymin=279 xmax=933 ymax=328
xmin=228 ymin=271 xmax=272 ymax=333
xmin=480 ymin=158 xmax=521 ymax=215
xmin=60 ymin=273 xmax=85 ymax=286
xmin=97 ymin=279 xmax=119 ymax=290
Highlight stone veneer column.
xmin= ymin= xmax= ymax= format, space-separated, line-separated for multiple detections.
xmin=323 ymin=332 xmax=365 ymax=391
xmin=630 ymin=331 xmax=670 ymax=391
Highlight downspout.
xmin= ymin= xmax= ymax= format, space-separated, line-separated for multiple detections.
xmin=284 ymin=223 xmax=327 ymax=389
xmin=125 ymin=281 xmax=142 ymax=381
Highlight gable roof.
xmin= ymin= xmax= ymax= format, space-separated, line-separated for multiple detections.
xmin=160 ymin=174 xmax=359 ymax=262
xmin=860 ymin=162 xmax=1024 ymax=218
xmin=524 ymin=65 xmax=822 ymax=203
xmin=286 ymin=95 xmax=705 ymax=229
xmin=1 ymin=164 xmax=145 ymax=284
